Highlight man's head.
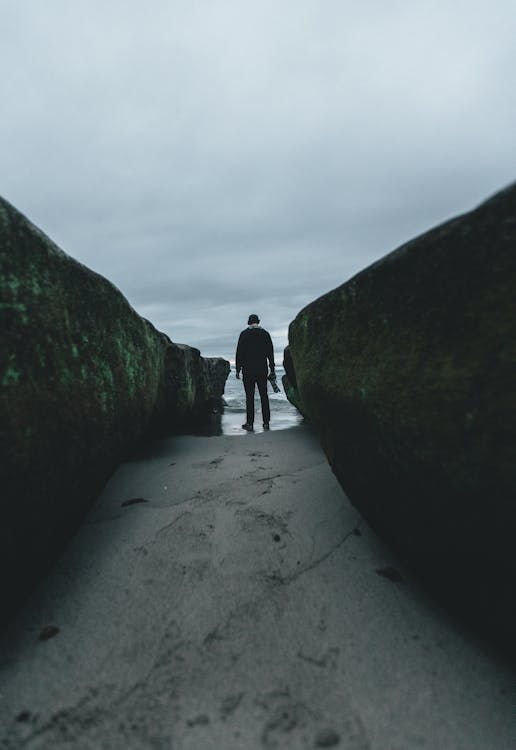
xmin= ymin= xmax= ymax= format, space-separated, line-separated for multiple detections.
xmin=248 ymin=314 xmax=260 ymax=325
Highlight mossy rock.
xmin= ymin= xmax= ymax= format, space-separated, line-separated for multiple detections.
xmin=287 ymin=183 xmax=516 ymax=649
xmin=282 ymin=346 xmax=308 ymax=417
xmin=0 ymin=197 xmax=229 ymax=621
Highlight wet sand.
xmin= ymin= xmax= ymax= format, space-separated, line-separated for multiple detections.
xmin=0 ymin=425 xmax=514 ymax=749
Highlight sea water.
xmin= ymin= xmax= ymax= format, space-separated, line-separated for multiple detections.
xmin=221 ymin=365 xmax=303 ymax=435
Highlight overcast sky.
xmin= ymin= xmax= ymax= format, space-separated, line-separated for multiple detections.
xmin=1 ymin=1 xmax=515 ymax=360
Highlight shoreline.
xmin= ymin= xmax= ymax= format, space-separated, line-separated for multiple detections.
xmin=0 ymin=425 xmax=513 ymax=749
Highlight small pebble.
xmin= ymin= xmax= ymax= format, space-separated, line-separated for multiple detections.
xmin=273 ymin=534 xmax=281 ymax=542
xmin=38 ymin=625 xmax=59 ymax=641
xmin=315 ymin=728 xmax=340 ymax=747
xmin=376 ymin=566 xmax=404 ymax=583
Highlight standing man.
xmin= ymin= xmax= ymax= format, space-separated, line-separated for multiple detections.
xmin=236 ymin=314 xmax=275 ymax=432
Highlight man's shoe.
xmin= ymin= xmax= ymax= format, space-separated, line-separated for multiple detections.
xmin=263 ymin=423 xmax=270 ymax=430
xmin=242 ymin=423 xmax=254 ymax=431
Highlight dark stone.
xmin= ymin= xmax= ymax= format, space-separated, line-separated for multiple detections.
xmin=161 ymin=340 xmax=229 ymax=434
xmin=286 ymin=183 xmax=516 ymax=650
xmin=38 ymin=625 xmax=60 ymax=641
xmin=0 ymin=197 xmax=229 ymax=623
xmin=121 ymin=497 xmax=149 ymax=507
xmin=376 ymin=566 xmax=404 ymax=583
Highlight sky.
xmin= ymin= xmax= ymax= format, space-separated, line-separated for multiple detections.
xmin=1 ymin=1 xmax=515 ymax=361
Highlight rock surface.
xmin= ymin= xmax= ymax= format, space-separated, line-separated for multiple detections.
xmin=0 ymin=196 xmax=229 ymax=621
xmin=284 ymin=183 xmax=516 ymax=648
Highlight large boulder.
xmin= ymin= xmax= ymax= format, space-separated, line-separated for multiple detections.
xmin=285 ymin=183 xmax=516 ymax=647
xmin=0 ymin=197 xmax=229 ymax=621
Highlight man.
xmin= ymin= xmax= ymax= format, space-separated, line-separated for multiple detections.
xmin=235 ymin=314 xmax=275 ymax=432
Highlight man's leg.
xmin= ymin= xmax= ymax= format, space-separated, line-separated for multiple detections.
xmin=256 ymin=374 xmax=270 ymax=426
xmin=243 ymin=374 xmax=256 ymax=426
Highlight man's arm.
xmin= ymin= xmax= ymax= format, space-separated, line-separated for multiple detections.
xmin=266 ymin=332 xmax=275 ymax=373
xmin=235 ymin=332 xmax=244 ymax=378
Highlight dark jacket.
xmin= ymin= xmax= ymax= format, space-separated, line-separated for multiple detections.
xmin=236 ymin=326 xmax=275 ymax=376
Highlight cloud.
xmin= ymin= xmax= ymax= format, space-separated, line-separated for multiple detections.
xmin=1 ymin=0 xmax=515 ymax=358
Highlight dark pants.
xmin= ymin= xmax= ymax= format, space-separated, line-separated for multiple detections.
xmin=243 ymin=373 xmax=270 ymax=426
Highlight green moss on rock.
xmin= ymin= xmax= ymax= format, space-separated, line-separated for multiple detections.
xmin=286 ymin=183 xmax=516 ymax=650
xmin=0 ymin=197 xmax=229 ymax=622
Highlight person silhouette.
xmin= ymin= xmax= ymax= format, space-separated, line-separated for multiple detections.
xmin=235 ymin=314 xmax=275 ymax=431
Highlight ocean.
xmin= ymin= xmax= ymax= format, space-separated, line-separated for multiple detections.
xmin=221 ymin=365 xmax=303 ymax=435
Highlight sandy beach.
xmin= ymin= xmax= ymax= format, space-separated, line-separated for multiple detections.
xmin=0 ymin=424 xmax=514 ymax=749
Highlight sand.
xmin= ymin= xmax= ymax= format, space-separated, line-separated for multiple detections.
xmin=0 ymin=424 xmax=514 ymax=749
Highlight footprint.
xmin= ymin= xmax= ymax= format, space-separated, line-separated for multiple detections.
xmin=220 ymin=692 xmax=244 ymax=720
xmin=256 ymin=691 xmax=314 ymax=749
xmin=187 ymin=714 xmax=210 ymax=727
xmin=315 ymin=728 xmax=341 ymax=747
